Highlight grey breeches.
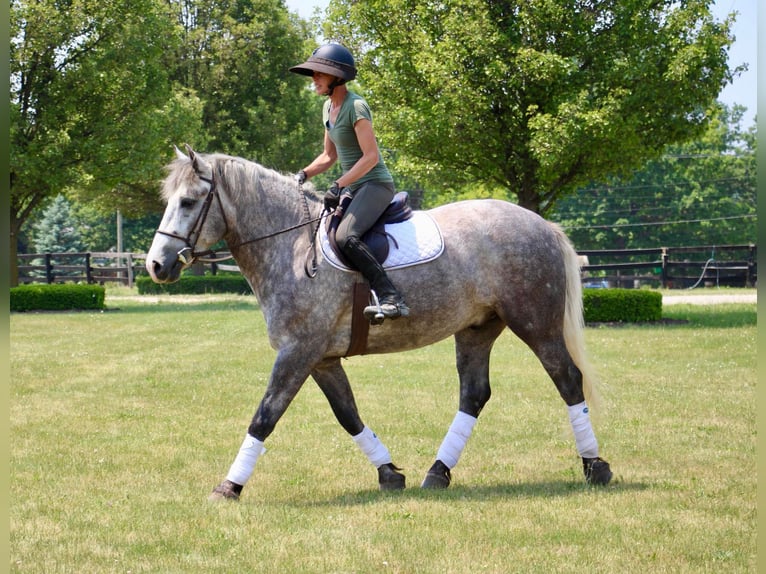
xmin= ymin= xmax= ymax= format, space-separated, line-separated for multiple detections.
xmin=335 ymin=181 xmax=396 ymax=251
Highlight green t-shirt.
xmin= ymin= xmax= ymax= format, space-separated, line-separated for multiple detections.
xmin=323 ymin=92 xmax=393 ymax=191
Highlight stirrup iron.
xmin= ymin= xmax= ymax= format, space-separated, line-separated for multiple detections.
xmin=366 ymin=290 xmax=386 ymax=325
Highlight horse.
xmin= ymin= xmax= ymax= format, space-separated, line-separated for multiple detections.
xmin=145 ymin=146 xmax=613 ymax=500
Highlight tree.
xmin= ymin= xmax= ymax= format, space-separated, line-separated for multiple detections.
xmin=72 ymin=204 xmax=160 ymax=254
xmin=10 ymin=0 xmax=204 ymax=285
xmin=31 ymin=195 xmax=84 ymax=255
xmin=325 ymin=0 xmax=738 ymax=214
xmin=168 ymin=0 xmax=325 ymax=170
xmin=550 ymin=105 xmax=756 ymax=250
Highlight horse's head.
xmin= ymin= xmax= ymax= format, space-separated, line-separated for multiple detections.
xmin=145 ymin=145 xmax=228 ymax=283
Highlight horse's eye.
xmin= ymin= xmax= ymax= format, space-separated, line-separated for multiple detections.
xmin=179 ymin=197 xmax=196 ymax=209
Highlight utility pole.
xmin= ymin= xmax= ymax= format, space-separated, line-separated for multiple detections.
xmin=117 ymin=210 xmax=124 ymax=281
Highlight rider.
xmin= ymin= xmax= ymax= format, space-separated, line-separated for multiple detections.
xmin=289 ymin=43 xmax=410 ymax=321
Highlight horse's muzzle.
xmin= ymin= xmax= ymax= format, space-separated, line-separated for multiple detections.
xmin=146 ymin=255 xmax=184 ymax=284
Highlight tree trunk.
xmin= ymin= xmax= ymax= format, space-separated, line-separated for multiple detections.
xmin=10 ymin=216 xmax=20 ymax=287
xmin=515 ymin=186 xmax=542 ymax=215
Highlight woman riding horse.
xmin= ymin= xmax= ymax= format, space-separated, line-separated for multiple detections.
xmin=289 ymin=43 xmax=410 ymax=321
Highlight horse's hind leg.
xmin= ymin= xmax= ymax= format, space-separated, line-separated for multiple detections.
xmin=311 ymin=358 xmax=405 ymax=490
xmin=527 ymin=335 xmax=612 ymax=485
xmin=422 ymin=317 xmax=505 ymax=489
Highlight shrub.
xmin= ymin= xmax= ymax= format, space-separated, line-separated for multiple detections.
xmin=583 ymin=288 xmax=662 ymax=323
xmin=11 ymin=284 xmax=106 ymax=312
xmin=135 ymin=274 xmax=252 ymax=295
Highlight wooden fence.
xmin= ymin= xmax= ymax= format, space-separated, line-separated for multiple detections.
xmin=16 ymin=251 xmax=243 ymax=288
xmin=16 ymin=244 xmax=757 ymax=289
xmin=579 ymin=244 xmax=757 ymax=288
xmin=17 ymin=252 xmax=147 ymax=288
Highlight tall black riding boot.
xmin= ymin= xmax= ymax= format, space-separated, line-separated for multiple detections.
xmin=342 ymin=236 xmax=410 ymax=320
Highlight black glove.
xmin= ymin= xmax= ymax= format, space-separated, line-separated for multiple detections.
xmin=324 ymin=182 xmax=341 ymax=211
xmin=294 ymin=170 xmax=307 ymax=185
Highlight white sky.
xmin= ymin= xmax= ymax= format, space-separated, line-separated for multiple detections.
xmin=285 ymin=0 xmax=757 ymax=127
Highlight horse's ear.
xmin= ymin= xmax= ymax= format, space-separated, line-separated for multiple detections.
xmin=183 ymin=144 xmax=211 ymax=178
xmin=174 ymin=145 xmax=187 ymax=161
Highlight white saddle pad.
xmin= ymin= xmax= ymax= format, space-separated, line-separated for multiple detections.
xmin=319 ymin=211 xmax=445 ymax=272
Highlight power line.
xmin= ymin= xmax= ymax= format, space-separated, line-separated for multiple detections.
xmin=558 ymin=213 xmax=756 ymax=230
xmin=570 ymin=175 xmax=753 ymax=195
xmin=555 ymin=202 xmax=757 ymax=220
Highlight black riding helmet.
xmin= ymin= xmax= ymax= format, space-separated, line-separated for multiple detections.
xmin=289 ymin=43 xmax=357 ymax=94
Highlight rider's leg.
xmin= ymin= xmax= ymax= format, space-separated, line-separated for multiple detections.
xmin=336 ymin=182 xmax=409 ymax=319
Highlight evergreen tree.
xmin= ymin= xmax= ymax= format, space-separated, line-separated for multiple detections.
xmin=32 ymin=195 xmax=85 ymax=255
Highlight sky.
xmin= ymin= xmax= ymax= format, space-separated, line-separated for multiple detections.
xmin=285 ymin=0 xmax=757 ymax=127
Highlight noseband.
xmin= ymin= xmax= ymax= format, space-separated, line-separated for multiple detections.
xmin=155 ymin=173 xmax=226 ymax=264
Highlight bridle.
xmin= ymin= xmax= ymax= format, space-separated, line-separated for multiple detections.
xmin=155 ymin=173 xmax=223 ymax=265
xmin=154 ymin=170 xmax=324 ymax=275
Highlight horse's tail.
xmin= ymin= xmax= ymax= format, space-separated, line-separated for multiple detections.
xmin=551 ymin=223 xmax=601 ymax=410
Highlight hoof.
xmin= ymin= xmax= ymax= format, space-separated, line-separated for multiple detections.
xmin=583 ymin=457 xmax=613 ymax=485
xmin=378 ymin=463 xmax=406 ymax=490
xmin=208 ymin=479 xmax=243 ymax=501
xmin=421 ymin=460 xmax=451 ymax=489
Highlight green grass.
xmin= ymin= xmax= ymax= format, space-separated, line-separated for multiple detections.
xmin=10 ymin=292 xmax=756 ymax=573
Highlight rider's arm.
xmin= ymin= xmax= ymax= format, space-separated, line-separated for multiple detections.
xmin=302 ymin=130 xmax=338 ymax=178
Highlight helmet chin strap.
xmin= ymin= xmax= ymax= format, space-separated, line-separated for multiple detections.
xmin=327 ymin=78 xmax=343 ymax=97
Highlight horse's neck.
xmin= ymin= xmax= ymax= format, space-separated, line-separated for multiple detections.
xmin=221 ymin=161 xmax=320 ymax=297
xmin=224 ymin=160 xmax=315 ymax=238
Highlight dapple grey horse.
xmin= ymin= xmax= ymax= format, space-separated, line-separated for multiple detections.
xmin=145 ymin=146 xmax=612 ymax=500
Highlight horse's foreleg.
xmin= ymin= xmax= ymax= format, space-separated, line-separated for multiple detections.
xmin=311 ymin=359 xmax=405 ymax=490
xmin=210 ymin=350 xmax=312 ymax=501
xmin=422 ymin=319 xmax=504 ymax=489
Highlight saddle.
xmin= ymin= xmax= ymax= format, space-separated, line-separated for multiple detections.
xmin=326 ymin=191 xmax=414 ymax=267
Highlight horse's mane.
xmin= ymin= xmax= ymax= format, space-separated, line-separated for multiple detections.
xmin=161 ymin=152 xmax=320 ymax=203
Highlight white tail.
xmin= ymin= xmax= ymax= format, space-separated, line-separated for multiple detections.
xmin=552 ymin=224 xmax=601 ymax=410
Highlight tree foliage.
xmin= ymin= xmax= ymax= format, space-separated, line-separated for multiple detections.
xmin=550 ymin=104 xmax=756 ymax=250
xmin=10 ymin=0 xmax=204 ymax=283
xmin=325 ymin=0 xmax=737 ymax=214
xmin=168 ymin=0 xmax=324 ymax=170
xmin=10 ymin=0 xmax=204 ymax=212
xmin=10 ymin=0 xmax=323 ymax=285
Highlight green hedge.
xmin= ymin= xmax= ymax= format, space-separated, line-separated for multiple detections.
xmin=11 ymin=284 xmax=106 ymax=312
xmin=583 ymin=288 xmax=662 ymax=323
xmin=135 ymin=274 xmax=252 ymax=295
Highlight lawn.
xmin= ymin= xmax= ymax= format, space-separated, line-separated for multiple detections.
xmin=9 ymin=292 xmax=756 ymax=573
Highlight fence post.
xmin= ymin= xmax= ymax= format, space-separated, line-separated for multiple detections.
xmin=661 ymin=248 xmax=669 ymax=288
xmin=127 ymin=253 xmax=134 ymax=288
xmin=85 ymin=253 xmax=93 ymax=284
xmin=44 ymin=253 xmax=54 ymax=284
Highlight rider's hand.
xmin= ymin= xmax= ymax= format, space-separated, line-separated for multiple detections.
xmin=324 ymin=182 xmax=341 ymax=211
xmin=294 ymin=170 xmax=307 ymax=185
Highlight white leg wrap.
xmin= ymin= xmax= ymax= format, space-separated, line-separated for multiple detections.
xmin=353 ymin=426 xmax=392 ymax=468
xmin=226 ymin=434 xmax=266 ymax=485
xmin=567 ymin=401 xmax=599 ymax=458
xmin=436 ymin=411 xmax=478 ymax=469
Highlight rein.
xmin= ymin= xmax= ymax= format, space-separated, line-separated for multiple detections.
xmin=155 ymin=170 xmax=324 ymax=275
